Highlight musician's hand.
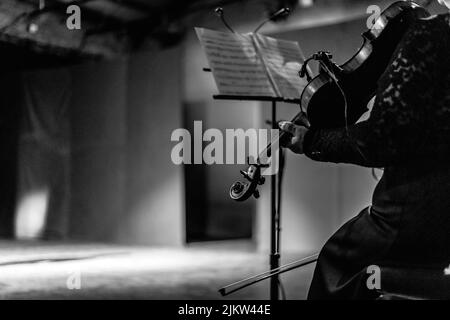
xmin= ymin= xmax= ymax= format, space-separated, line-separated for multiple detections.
xmin=278 ymin=120 xmax=309 ymax=154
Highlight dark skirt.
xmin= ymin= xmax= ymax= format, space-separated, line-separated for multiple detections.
xmin=308 ymin=165 xmax=450 ymax=299
xmin=308 ymin=201 xmax=450 ymax=299
xmin=307 ymin=206 xmax=393 ymax=300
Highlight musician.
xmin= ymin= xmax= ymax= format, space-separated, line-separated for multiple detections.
xmin=279 ymin=0 xmax=450 ymax=299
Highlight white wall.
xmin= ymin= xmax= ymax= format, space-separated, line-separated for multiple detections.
xmin=69 ymin=46 xmax=184 ymax=246
xmin=120 ymin=45 xmax=184 ymax=246
xmin=70 ymin=59 xmax=128 ymax=242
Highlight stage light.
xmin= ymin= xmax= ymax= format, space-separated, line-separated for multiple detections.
xmin=299 ymin=0 xmax=313 ymax=7
xmin=27 ymin=23 xmax=39 ymax=34
xmin=26 ymin=0 xmax=45 ymax=34
xmin=15 ymin=188 xmax=49 ymax=239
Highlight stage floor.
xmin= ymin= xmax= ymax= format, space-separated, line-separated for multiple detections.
xmin=0 ymin=240 xmax=314 ymax=300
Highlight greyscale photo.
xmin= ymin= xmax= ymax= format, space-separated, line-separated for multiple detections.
xmin=0 ymin=0 xmax=448 ymax=309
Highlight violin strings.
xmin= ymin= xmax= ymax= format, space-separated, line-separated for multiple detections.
xmin=255 ymin=112 xmax=304 ymax=165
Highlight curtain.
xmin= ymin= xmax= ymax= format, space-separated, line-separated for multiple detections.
xmin=15 ymin=68 xmax=71 ymax=240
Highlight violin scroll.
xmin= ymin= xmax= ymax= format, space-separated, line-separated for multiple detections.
xmin=229 ymin=160 xmax=268 ymax=202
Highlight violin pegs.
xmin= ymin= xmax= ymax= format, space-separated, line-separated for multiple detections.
xmin=240 ymin=170 xmax=250 ymax=180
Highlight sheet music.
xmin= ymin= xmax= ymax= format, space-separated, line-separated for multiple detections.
xmin=195 ymin=28 xmax=276 ymax=97
xmin=254 ymin=34 xmax=309 ymax=100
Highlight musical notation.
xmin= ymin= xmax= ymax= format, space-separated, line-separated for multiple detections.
xmin=196 ymin=28 xmax=276 ymax=96
xmin=254 ymin=34 xmax=309 ymax=99
xmin=196 ymin=27 xmax=308 ymax=100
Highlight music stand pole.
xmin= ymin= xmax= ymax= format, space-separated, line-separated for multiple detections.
xmin=270 ymin=100 xmax=280 ymax=300
xmin=212 ymin=94 xmax=300 ymax=300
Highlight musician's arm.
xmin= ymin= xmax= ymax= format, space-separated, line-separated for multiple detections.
xmin=303 ymin=18 xmax=449 ymax=167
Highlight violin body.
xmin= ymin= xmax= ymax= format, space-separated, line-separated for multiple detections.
xmin=303 ymin=1 xmax=430 ymax=129
xmin=230 ymin=1 xmax=430 ymax=202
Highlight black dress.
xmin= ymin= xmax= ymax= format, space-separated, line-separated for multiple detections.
xmin=303 ymin=14 xmax=450 ymax=299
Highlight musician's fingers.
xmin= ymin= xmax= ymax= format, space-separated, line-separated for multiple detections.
xmin=278 ymin=121 xmax=297 ymax=136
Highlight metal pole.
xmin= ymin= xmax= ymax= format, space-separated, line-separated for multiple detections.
xmin=270 ymin=100 xmax=280 ymax=300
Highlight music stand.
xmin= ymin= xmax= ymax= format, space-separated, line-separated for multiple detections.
xmin=211 ymin=92 xmax=303 ymax=300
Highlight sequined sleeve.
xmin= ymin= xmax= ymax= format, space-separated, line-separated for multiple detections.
xmin=303 ymin=16 xmax=450 ymax=167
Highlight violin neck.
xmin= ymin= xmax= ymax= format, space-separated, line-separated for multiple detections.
xmin=254 ymin=112 xmax=302 ymax=165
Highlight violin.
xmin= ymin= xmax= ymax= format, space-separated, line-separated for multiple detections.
xmin=230 ymin=1 xmax=430 ymax=202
